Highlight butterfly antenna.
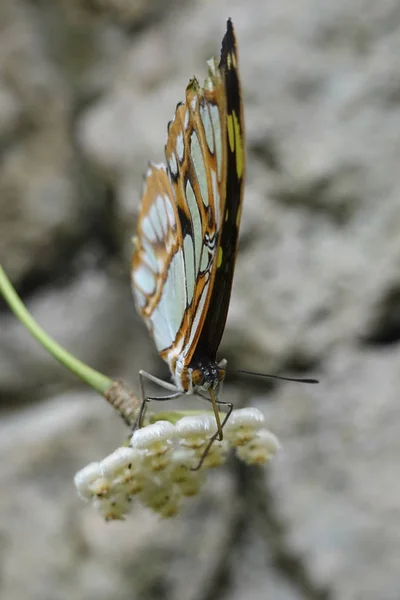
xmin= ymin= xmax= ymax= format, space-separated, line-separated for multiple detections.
xmin=223 ymin=368 xmax=319 ymax=384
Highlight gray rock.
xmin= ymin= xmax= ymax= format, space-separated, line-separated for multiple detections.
xmin=1 ymin=0 xmax=400 ymax=599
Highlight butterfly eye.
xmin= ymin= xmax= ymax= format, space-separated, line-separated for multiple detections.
xmin=191 ymin=369 xmax=205 ymax=387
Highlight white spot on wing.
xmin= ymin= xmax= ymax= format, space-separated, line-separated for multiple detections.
xmin=209 ymin=104 xmax=221 ymax=179
xmin=149 ymin=203 xmax=163 ymax=239
xmin=211 ymin=168 xmax=219 ymax=225
xmin=205 ymin=78 xmax=215 ymax=92
xmin=207 ymin=57 xmax=217 ymax=77
xmin=200 ymin=248 xmax=209 ymax=273
xmin=170 ymin=247 xmax=186 ymax=335
xmin=156 ymin=194 xmax=169 ymax=236
xmin=164 ymin=194 xmax=175 ymax=229
xmin=183 ymin=282 xmax=209 ymax=358
xmin=200 ymin=104 xmax=214 ymax=153
xmin=191 ymin=131 xmax=208 ymax=207
xmin=141 ymin=216 xmax=157 ymax=242
xmin=183 ymin=234 xmax=195 ymax=304
xmin=168 ymin=152 xmax=178 ymax=177
xmin=184 ymin=109 xmax=190 ymax=130
xmin=142 ymin=238 xmax=158 ymax=271
xmin=150 ymin=302 xmax=173 ymax=352
xmin=186 ymin=180 xmax=202 ymax=273
xmin=133 ymin=288 xmax=146 ymax=308
xmin=151 ymin=247 xmax=186 ymax=352
xmin=133 ymin=263 xmax=155 ymax=295
xmin=176 ymin=132 xmax=184 ymax=163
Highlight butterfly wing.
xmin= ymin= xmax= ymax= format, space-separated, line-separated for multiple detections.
xmin=191 ymin=19 xmax=245 ymax=362
xmin=161 ymin=60 xmax=229 ymax=369
xmin=131 ymin=75 xmax=225 ymax=374
xmin=131 ymin=163 xmax=188 ymax=356
xmin=131 ymin=20 xmax=244 ymax=381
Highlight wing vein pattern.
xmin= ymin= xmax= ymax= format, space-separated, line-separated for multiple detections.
xmin=131 ymin=19 xmax=245 ymax=390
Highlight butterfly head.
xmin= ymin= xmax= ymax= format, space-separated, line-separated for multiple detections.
xmin=189 ymin=359 xmax=226 ymax=393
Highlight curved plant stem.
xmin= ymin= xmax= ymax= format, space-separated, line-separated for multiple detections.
xmin=0 ymin=265 xmax=112 ymax=395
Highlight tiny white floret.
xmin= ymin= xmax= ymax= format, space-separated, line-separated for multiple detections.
xmin=176 ymin=415 xmax=216 ymax=436
xmin=236 ymin=430 xmax=281 ymax=465
xmin=74 ymin=462 xmax=102 ymax=499
xmin=101 ymin=447 xmax=142 ymax=478
xmin=93 ymin=493 xmax=132 ymax=520
xmin=199 ymin=440 xmax=229 ymax=468
xmin=170 ymin=447 xmax=197 ymax=468
xmin=130 ymin=421 xmax=176 ymax=448
xmin=255 ymin=429 xmax=281 ymax=454
xmin=225 ymin=408 xmax=265 ymax=430
xmin=140 ymin=482 xmax=181 ymax=516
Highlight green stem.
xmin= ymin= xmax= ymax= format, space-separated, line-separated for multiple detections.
xmin=0 ymin=265 xmax=112 ymax=395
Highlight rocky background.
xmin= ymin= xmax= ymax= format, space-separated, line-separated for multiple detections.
xmin=1 ymin=0 xmax=400 ymax=599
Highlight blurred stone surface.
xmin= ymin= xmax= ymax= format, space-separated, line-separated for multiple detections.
xmin=1 ymin=0 xmax=400 ymax=599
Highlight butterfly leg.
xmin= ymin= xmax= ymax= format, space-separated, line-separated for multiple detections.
xmin=209 ymin=358 xmax=228 ymax=440
xmin=136 ymin=370 xmax=182 ymax=431
xmin=191 ymin=394 xmax=233 ymax=471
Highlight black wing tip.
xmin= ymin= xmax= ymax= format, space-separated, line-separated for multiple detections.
xmin=223 ymin=18 xmax=235 ymax=48
xmin=220 ymin=18 xmax=237 ymax=68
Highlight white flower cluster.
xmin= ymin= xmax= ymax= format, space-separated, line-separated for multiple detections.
xmin=74 ymin=408 xmax=280 ymax=520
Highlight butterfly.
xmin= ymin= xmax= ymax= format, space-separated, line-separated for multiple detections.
xmin=131 ymin=20 xmax=244 ymax=442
